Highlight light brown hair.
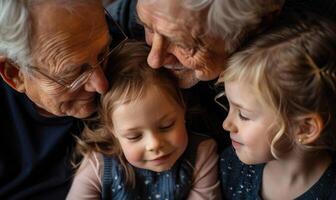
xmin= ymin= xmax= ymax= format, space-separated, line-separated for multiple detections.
xmin=76 ymin=41 xmax=184 ymax=186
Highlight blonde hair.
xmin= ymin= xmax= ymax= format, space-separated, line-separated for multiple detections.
xmin=77 ymin=41 xmax=184 ymax=187
xmin=218 ymin=11 xmax=336 ymax=158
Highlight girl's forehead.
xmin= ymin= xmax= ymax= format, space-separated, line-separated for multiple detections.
xmin=225 ymin=81 xmax=263 ymax=109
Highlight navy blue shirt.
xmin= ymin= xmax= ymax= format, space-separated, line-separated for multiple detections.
xmin=220 ymin=147 xmax=336 ymax=200
xmin=0 ymin=77 xmax=81 ymax=199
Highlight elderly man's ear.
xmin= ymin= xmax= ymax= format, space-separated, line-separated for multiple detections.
xmin=0 ymin=56 xmax=26 ymax=93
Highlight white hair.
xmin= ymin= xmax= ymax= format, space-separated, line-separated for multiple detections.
xmin=138 ymin=0 xmax=284 ymax=55
xmin=0 ymin=0 xmax=102 ymax=71
xmin=0 ymin=0 xmax=31 ymax=69
xmin=206 ymin=0 xmax=285 ymax=54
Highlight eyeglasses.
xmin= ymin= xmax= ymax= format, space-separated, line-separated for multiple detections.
xmin=15 ymin=9 xmax=128 ymax=92
xmin=214 ymin=91 xmax=228 ymax=111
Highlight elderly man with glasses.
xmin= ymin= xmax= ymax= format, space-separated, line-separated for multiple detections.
xmin=0 ymin=0 xmax=126 ymax=199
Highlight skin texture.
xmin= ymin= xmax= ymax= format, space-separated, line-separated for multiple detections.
xmin=136 ymin=1 xmax=227 ymax=88
xmin=112 ymin=86 xmax=188 ymax=172
xmin=4 ymin=1 xmax=110 ymax=118
xmin=222 ymin=80 xmax=276 ymax=165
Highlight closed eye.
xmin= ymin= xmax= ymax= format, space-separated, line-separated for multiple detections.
xmin=159 ymin=120 xmax=175 ymax=132
xmin=175 ymin=43 xmax=196 ymax=56
xmin=126 ymin=134 xmax=142 ymax=142
xmin=238 ymin=110 xmax=250 ymax=121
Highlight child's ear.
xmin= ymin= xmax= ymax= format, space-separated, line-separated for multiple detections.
xmin=0 ymin=56 xmax=26 ymax=93
xmin=294 ymin=114 xmax=323 ymax=145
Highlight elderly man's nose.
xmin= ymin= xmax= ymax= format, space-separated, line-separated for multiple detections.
xmin=147 ymin=33 xmax=168 ymax=69
xmin=84 ymin=67 xmax=108 ymax=94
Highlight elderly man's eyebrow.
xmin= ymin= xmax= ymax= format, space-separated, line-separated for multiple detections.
xmin=134 ymin=13 xmax=153 ymax=30
xmin=135 ymin=13 xmax=147 ymax=27
xmin=134 ymin=13 xmax=188 ymax=46
xmin=135 ymin=13 xmax=143 ymax=25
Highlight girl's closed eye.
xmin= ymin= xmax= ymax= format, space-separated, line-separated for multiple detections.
xmin=238 ymin=110 xmax=250 ymax=121
xmin=125 ymin=133 xmax=142 ymax=142
xmin=159 ymin=120 xmax=176 ymax=132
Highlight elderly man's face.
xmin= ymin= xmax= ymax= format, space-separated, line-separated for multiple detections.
xmin=137 ymin=1 xmax=227 ymax=88
xmin=21 ymin=2 xmax=110 ymax=118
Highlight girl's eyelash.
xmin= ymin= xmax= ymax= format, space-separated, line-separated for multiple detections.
xmin=238 ymin=111 xmax=250 ymax=121
xmin=126 ymin=135 xmax=142 ymax=141
xmin=160 ymin=121 xmax=175 ymax=130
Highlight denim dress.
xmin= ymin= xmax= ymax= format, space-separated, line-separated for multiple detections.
xmin=101 ymin=133 xmax=208 ymax=200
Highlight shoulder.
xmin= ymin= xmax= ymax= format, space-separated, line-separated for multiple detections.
xmin=196 ymin=138 xmax=217 ymax=157
xmin=188 ymin=137 xmax=221 ymax=200
xmin=186 ymin=133 xmax=217 ymax=165
xmin=190 ymin=132 xmax=217 ymax=150
xmin=77 ymin=152 xmax=104 ymax=179
xmin=193 ymin=137 xmax=218 ymax=165
xmin=191 ymin=135 xmax=218 ymax=181
xmin=67 ymin=152 xmax=104 ymax=199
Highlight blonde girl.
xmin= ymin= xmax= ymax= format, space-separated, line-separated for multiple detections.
xmin=217 ymin=12 xmax=336 ymax=199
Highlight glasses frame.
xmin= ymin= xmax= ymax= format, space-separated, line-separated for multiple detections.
xmin=12 ymin=8 xmax=128 ymax=92
xmin=214 ymin=91 xmax=228 ymax=111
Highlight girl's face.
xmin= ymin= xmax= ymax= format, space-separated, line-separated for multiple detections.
xmin=223 ymin=80 xmax=277 ymax=164
xmin=112 ymin=86 xmax=188 ymax=172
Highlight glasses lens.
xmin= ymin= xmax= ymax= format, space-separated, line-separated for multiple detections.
xmin=66 ymin=9 xmax=129 ymax=91
xmin=68 ymin=70 xmax=94 ymax=91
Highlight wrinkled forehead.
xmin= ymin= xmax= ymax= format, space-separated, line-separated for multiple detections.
xmin=30 ymin=1 xmax=107 ymax=48
xmin=137 ymin=0 xmax=205 ymax=37
xmin=138 ymin=0 xmax=186 ymax=16
xmin=137 ymin=0 xmax=205 ymax=32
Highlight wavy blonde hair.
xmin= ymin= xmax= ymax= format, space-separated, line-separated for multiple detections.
xmin=218 ymin=11 xmax=336 ymax=158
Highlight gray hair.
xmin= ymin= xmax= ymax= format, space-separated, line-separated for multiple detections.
xmin=138 ymin=0 xmax=284 ymax=55
xmin=205 ymin=0 xmax=285 ymax=54
xmin=0 ymin=0 xmax=31 ymax=69
xmin=0 ymin=0 xmax=102 ymax=71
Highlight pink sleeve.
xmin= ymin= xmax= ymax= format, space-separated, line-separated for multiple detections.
xmin=187 ymin=139 xmax=221 ymax=200
xmin=66 ymin=152 xmax=103 ymax=200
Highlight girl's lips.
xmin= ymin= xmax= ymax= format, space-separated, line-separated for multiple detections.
xmin=153 ymin=154 xmax=170 ymax=161
xmin=231 ymin=138 xmax=243 ymax=148
xmin=150 ymin=153 xmax=172 ymax=165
